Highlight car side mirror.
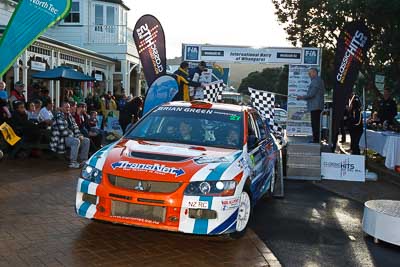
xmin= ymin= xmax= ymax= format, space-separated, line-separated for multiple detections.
xmin=247 ymin=135 xmax=258 ymax=149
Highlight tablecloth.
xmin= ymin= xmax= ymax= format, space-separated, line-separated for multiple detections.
xmin=360 ymin=130 xmax=400 ymax=169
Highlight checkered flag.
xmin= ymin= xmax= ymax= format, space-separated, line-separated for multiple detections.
xmin=203 ymin=80 xmax=225 ymax=102
xmin=248 ymin=87 xmax=285 ymax=146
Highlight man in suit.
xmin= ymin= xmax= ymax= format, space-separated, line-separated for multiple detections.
xmin=297 ymin=68 xmax=325 ymax=143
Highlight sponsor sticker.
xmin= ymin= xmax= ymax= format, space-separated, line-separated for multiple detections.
xmin=221 ymin=198 xmax=240 ymax=211
xmin=111 ymin=161 xmax=185 ymax=177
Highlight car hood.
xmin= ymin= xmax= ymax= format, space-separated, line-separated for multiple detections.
xmin=96 ymin=139 xmax=243 ymax=183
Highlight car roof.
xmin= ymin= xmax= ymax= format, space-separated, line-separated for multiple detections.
xmin=162 ymin=101 xmax=253 ymax=113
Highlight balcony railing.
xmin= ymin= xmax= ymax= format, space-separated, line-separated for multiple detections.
xmin=86 ymin=25 xmax=130 ymax=45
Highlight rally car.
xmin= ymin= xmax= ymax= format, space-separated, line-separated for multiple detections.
xmin=76 ymin=101 xmax=281 ymax=238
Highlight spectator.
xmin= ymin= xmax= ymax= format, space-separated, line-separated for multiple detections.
xmin=377 ymin=88 xmax=397 ymax=125
xmin=85 ymin=92 xmax=100 ymax=112
xmin=100 ymin=91 xmax=117 ymax=118
xmin=73 ymin=102 xmax=89 ymax=136
xmin=172 ymin=62 xmax=201 ymax=101
xmin=0 ymin=81 xmax=11 ymax=121
xmin=189 ymin=61 xmax=207 ymax=100
xmin=9 ymin=81 xmax=26 ymax=107
xmin=69 ymin=101 xmax=77 ymax=115
xmin=29 ymin=83 xmax=41 ymax=101
xmin=119 ymin=96 xmax=143 ymax=133
xmin=40 ymin=89 xmax=51 ymax=108
xmin=38 ymin=100 xmax=54 ymax=127
xmin=64 ymin=89 xmax=74 ymax=103
xmin=88 ymin=110 xmax=104 ymax=149
xmin=10 ymin=101 xmax=41 ymax=143
xmin=73 ymin=86 xmax=84 ymax=104
xmin=117 ymin=90 xmax=128 ymax=111
xmin=348 ymin=93 xmax=363 ymax=155
xmin=49 ymin=102 xmax=90 ymax=168
xmin=367 ymin=111 xmax=380 ymax=125
xmin=26 ymin=101 xmax=39 ymax=122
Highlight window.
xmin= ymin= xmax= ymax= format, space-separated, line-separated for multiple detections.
xmin=95 ymin=5 xmax=115 ymax=32
xmin=95 ymin=5 xmax=103 ymax=25
xmin=64 ymin=0 xmax=80 ymax=23
xmin=253 ymin=113 xmax=268 ymax=140
xmin=247 ymin=114 xmax=258 ymax=150
xmin=106 ymin=6 xmax=115 ymax=25
xmin=127 ymin=107 xmax=243 ymax=149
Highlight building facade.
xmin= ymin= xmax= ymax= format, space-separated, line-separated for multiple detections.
xmin=0 ymin=0 xmax=141 ymax=106
xmin=44 ymin=0 xmax=140 ymax=96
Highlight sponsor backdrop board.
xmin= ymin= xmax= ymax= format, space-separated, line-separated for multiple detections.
xmin=183 ymin=44 xmax=320 ymax=65
xmin=321 ymin=153 xmax=365 ymax=182
xmin=287 ymin=65 xmax=320 ymax=136
xmin=182 ymin=44 xmax=322 ymax=136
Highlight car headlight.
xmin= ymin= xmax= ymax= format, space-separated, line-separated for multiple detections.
xmin=194 ymin=156 xmax=229 ymax=164
xmin=184 ymin=180 xmax=237 ymax=196
xmin=81 ymin=164 xmax=102 ymax=183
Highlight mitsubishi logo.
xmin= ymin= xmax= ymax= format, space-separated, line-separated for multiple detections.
xmin=134 ymin=181 xmax=151 ymax=192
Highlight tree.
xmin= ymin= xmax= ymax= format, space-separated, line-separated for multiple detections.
xmin=238 ymin=66 xmax=288 ymax=105
xmin=272 ymin=0 xmax=400 ymax=99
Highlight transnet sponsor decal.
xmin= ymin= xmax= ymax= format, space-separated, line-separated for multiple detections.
xmin=111 ymin=161 xmax=185 ymax=177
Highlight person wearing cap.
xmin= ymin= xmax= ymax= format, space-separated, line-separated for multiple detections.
xmin=297 ymin=68 xmax=325 ymax=143
xmin=9 ymin=81 xmax=26 ymax=107
xmin=189 ymin=61 xmax=207 ymax=100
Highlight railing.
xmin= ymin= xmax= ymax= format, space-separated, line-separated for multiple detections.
xmin=86 ymin=25 xmax=129 ymax=45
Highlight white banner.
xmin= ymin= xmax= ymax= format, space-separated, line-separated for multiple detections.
xmin=321 ymin=153 xmax=365 ymax=182
xmin=31 ymin=61 xmax=46 ymax=72
xmin=183 ymin=44 xmax=321 ymax=64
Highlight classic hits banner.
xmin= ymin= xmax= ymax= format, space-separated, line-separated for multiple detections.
xmin=332 ymin=21 xmax=371 ymax=135
xmin=0 ymin=0 xmax=72 ymax=76
xmin=133 ymin=15 xmax=167 ymax=86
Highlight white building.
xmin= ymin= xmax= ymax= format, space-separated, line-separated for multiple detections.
xmin=0 ymin=0 xmax=141 ymax=105
xmin=44 ymin=0 xmax=141 ymax=96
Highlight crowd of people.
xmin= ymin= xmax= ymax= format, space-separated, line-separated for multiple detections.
xmin=0 ymin=80 xmax=143 ymax=168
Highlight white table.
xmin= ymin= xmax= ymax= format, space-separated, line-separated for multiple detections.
xmin=359 ymin=130 xmax=400 ymax=170
xmin=362 ymin=200 xmax=400 ymax=246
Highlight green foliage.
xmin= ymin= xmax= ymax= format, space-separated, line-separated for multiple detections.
xmin=272 ymin=0 xmax=400 ymax=98
xmin=238 ymin=66 xmax=288 ymax=105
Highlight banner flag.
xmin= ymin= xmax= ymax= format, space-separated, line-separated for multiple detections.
xmin=0 ymin=0 xmax=72 ymax=76
xmin=143 ymin=75 xmax=179 ymax=115
xmin=133 ymin=15 xmax=167 ymax=86
xmin=332 ymin=21 xmax=371 ymax=138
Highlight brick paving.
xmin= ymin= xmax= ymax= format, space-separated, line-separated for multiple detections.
xmin=0 ymin=158 xmax=280 ymax=267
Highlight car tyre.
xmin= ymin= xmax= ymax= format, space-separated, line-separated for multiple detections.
xmin=227 ymin=189 xmax=252 ymax=239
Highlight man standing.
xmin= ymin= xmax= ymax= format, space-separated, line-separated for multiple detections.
xmin=297 ymin=68 xmax=325 ymax=143
xmin=50 ymin=102 xmax=90 ymax=168
xmin=190 ymin=61 xmax=207 ymax=100
xmin=173 ymin=62 xmax=202 ymax=101
xmin=377 ymin=88 xmax=397 ymax=125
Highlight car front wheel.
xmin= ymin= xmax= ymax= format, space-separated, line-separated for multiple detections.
xmin=228 ymin=190 xmax=252 ymax=239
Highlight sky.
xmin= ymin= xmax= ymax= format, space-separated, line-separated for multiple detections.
xmin=127 ymin=0 xmax=292 ymax=59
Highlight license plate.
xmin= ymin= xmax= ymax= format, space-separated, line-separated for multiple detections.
xmin=187 ymin=200 xmax=209 ymax=209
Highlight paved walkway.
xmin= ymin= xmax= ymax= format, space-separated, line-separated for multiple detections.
xmin=0 ymin=158 xmax=279 ymax=267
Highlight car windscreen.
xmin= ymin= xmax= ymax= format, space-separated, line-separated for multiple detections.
xmin=126 ymin=106 xmax=244 ymax=149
